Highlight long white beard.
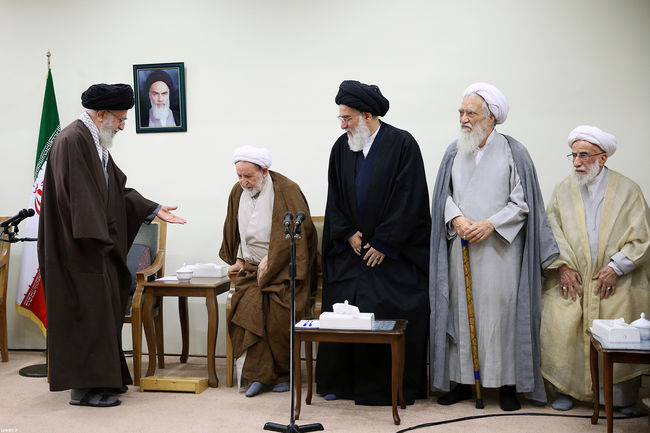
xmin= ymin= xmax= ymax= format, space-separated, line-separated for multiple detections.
xmin=151 ymin=97 xmax=171 ymax=122
xmin=457 ymin=121 xmax=488 ymax=154
xmin=573 ymin=161 xmax=601 ymax=186
xmin=346 ymin=116 xmax=370 ymax=152
xmin=98 ymin=120 xmax=115 ymax=149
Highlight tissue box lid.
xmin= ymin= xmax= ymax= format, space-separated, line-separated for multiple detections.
xmin=319 ymin=312 xmax=375 ymax=330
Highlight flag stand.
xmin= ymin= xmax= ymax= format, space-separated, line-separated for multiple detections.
xmin=1 ymin=222 xmax=47 ymax=378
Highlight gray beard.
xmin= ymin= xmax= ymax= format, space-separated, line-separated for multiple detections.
xmin=347 ymin=117 xmax=370 ymax=152
xmin=457 ymin=122 xmax=488 ymax=154
xmin=573 ymin=161 xmax=601 ymax=186
xmin=98 ymin=122 xmax=115 ymax=149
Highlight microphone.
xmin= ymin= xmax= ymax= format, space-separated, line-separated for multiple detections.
xmin=284 ymin=212 xmax=294 ymax=238
xmin=1 ymin=208 xmax=35 ymax=228
xmin=294 ymin=211 xmax=306 ymax=237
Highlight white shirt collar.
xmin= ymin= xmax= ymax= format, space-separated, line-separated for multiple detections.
xmin=584 ymin=165 xmax=609 ymax=198
xmin=362 ymin=123 xmax=381 ymax=157
xmin=475 ymin=128 xmax=496 ymax=164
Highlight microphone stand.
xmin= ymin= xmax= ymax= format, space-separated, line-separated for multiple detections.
xmin=264 ymin=212 xmax=324 ymax=433
xmin=1 ymin=224 xmax=48 ymax=377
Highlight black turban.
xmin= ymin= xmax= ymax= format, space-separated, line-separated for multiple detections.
xmin=81 ymin=83 xmax=134 ymax=110
xmin=335 ymin=80 xmax=389 ymax=116
xmin=145 ymin=70 xmax=174 ymax=93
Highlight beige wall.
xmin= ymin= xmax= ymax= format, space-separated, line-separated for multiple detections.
xmin=1 ymin=0 xmax=649 ymax=355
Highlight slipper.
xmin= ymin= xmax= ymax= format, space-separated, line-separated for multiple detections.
xmin=70 ymin=390 xmax=120 ymax=407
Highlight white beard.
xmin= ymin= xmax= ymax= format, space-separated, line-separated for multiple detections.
xmin=150 ymin=97 xmax=171 ymax=122
xmin=573 ymin=161 xmax=601 ymax=186
xmin=241 ymin=174 xmax=265 ymax=198
xmin=457 ymin=121 xmax=488 ymax=154
xmin=346 ymin=116 xmax=370 ymax=152
xmin=98 ymin=120 xmax=116 ymax=149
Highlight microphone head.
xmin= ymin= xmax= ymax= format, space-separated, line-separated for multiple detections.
xmin=296 ymin=211 xmax=306 ymax=220
xmin=284 ymin=211 xmax=293 ymax=221
xmin=26 ymin=208 xmax=35 ymax=217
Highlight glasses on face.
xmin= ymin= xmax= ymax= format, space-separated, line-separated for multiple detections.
xmin=566 ymin=151 xmax=605 ymax=162
xmin=107 ymin=110 xmax=127 ymax=125
xmin=337 ymin=111 xmax=361 ymax=124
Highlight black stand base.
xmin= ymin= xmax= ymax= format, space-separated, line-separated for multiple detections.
xmin=19 ymin=363 xmax=47 ymax=377
xmin=263 ymin=422 xmax=324 ymax=432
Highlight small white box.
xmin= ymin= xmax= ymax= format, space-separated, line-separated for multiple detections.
xmin=318 ymin=312 xmax=375 ymax=330
xmin=183 ymin=263 xmax=228 ymax=278
xmin=592 ymin=319 xmax=640 ymax=343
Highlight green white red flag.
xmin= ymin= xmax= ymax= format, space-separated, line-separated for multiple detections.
xmin=15 ymin=68 xmax=60 ymax=335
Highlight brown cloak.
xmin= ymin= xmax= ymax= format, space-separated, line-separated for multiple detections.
xmin=219 ymin=171 xmax=318 ymax=385
xmin=37 ymin=120 xmax=157 ymax=391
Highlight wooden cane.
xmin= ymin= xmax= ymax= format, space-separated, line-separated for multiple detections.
xmin=461 ymin=238 xmax=484 ymax=409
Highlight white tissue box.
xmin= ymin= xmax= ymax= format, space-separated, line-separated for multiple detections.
xmin=592 ymin=319 xmax=640 ymax=343
xmin=182 ymin=263 xmax=228 ymax=278
xmin=318 ymin=312 xmax=375 ymax=330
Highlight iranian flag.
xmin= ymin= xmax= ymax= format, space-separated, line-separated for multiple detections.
xmin=15 ymin=68 xmax=60 ymax=335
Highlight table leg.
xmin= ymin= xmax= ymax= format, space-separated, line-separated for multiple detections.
xmin=603 ymin=353 xmax=614 ymax=433
xmin=390 ymin=339 xmax=401 ymax=426
xmin=399 ymin=333 xmax=406 ymax=409
xmin=305 ymin=340 xmax=313 ymax=405
xmin=294 ymin=334 xmax=302 ymax=420
xmin=143 ymin=290 xmax=157 ymax=377
xmin=131 ymin=289 xmax=143 ymax=386
xmin=206 ymin=289 xmax=218 ymax=387
xmin=179 ymin=296 xmax=189 ymax=363
xmin=306 ymin=339 xmax=315 ymax=406
xmin=589 ymin=338 xmax=599 ymax=425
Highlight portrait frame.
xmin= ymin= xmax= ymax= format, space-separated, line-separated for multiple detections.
xmin=133 ymin=62 xmax=187 ymax=133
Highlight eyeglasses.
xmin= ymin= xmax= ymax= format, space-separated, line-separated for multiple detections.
xmin=566 ymin=151 xmax=605 ymax=162
xmin=108 ymin=110 xmax=127 ymax=125
xmin=337 ymin=115 xmax=354 ymax=124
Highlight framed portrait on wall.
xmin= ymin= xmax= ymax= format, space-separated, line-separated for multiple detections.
xmin=133 ymin=62 xmax=187 ymax=133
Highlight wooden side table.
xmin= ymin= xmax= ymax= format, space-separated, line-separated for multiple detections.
xmin=587 ymin=329 xmax=650 ymax=433
xmin=137 ymin=276 xmax=230 ymax=388
xmin=294 ymin=319 xmax=407 ymax=425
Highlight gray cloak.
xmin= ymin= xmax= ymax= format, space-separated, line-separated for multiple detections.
xmin=429 ymin=134 xmax=558 ymax=403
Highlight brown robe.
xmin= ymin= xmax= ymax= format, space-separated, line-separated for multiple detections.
xmin=37 ymin=120 xmax=157 ymax=391
xmin=220 ymin=171 xmax=318 ymax=385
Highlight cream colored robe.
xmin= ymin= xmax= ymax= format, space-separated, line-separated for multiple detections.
xmin=541 ymin=170 xmax=650 ymax=401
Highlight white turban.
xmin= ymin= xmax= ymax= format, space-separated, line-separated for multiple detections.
xmin=232 ymin=145 xmax=272 ymax=168
xmin=567 ymin=125 xmax=617 ymax=156
xmin=462 ymin=82 xmax=510 ymax=125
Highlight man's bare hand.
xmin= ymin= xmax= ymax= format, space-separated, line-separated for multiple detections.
xmin=229 ymin=258 xmax=244 ymax=274
xmin=465 ymin=219 xmax=495 ymax=244
xmin=157 ymin=205 xmax=187 ymax=224
xmin=257 ymin=255 xmax=269 ymax=285
xmin=363 ymin=244 xmax=385 ymax=267
xmin=593 ymin=266 xmax=619 ymax=299
xmin=451 ymin=216 xmax=472 ymax=239
xmin=348 ymin=231 xmax=363 ymax=256
xmin=558 ymin=264 xmax=583 ymax=301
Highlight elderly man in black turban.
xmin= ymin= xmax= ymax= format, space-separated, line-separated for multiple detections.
xmin=315 ymin=80 xmax=431 ymax=406
xmin=38 ymin=83 xmax=186 ymax=407
xmin=142 ymin=70 xmax=178 ymax=127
